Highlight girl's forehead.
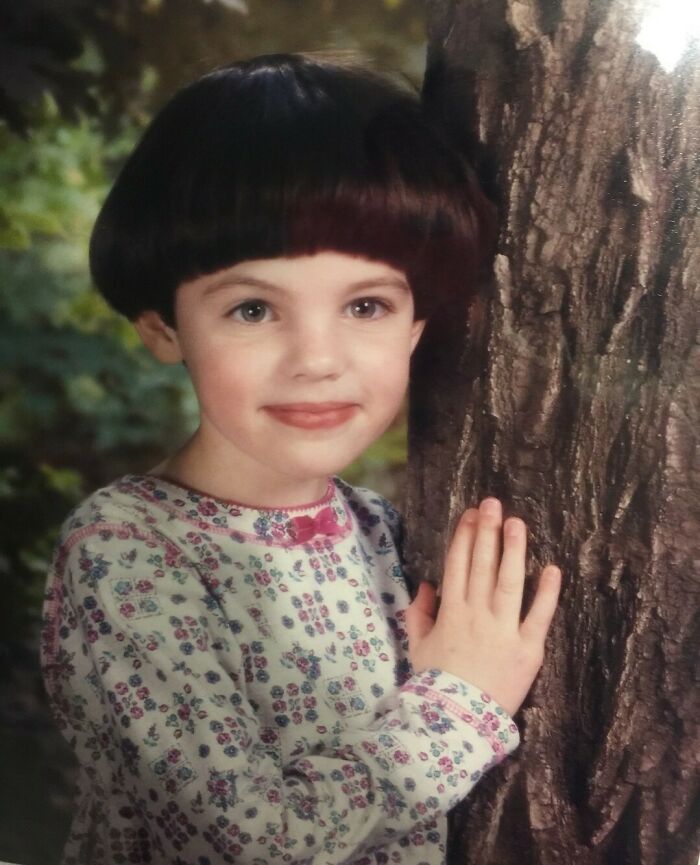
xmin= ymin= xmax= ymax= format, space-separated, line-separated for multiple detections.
xmin=187 ymin=250 xmax=410 ymax=293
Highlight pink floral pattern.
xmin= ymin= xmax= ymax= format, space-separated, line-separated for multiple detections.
xmin=41 ymin=474 xmax=519 ymax=864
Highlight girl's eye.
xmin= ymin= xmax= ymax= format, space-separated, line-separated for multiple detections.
xmin=229 ymin=300 xmax=270 ymax=323
xmin=228 ymin=297 xmax=392 ymax=322
xmin=349 ymin=298 xmax=391 ymax=319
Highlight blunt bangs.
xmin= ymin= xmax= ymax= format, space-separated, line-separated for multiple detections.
xmin=89 ymin=53 xmax=496 ymax=325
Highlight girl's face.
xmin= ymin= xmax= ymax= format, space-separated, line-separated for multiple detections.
xmin=139 ymin=251 xmax=425 ymax=504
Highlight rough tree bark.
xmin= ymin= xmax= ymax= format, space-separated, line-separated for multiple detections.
xmin=404 ymin=2 xmax=699 ymax=863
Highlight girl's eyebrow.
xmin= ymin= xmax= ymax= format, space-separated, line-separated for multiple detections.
xmin=202 ymin=273 xmax=411 ymax=297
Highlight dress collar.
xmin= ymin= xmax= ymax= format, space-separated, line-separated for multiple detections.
xmin=112 ymin=474 xmax=353 ymax=549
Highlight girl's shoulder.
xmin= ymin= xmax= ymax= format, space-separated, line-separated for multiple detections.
xmin=54 ymin=474 xmax=177 ymax=557
xmin=59 ymin=474 xmax=160 ymax=527
xmin=333 ymin=475 xmax=404 ymax=544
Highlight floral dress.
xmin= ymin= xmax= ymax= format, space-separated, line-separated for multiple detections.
xmin=41 ymin=474 xmax=519 ymax=865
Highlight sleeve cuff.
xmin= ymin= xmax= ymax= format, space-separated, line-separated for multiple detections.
xmin=402 ymin=668 xmax=521 ymax=761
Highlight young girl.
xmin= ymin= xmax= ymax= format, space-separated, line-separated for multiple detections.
xmin=41 ymin=52 xmax=561 ymax=865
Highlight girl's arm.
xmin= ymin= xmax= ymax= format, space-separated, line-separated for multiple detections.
xmin=42 ymin=522 xmax=519 ymax=864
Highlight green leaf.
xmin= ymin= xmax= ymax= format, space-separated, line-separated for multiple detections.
xmin=38 ymin=463 xmax=84 ymax=497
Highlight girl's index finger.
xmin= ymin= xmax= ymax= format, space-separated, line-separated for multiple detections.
xmin=439 ymin=509 xmax=478 ymax=607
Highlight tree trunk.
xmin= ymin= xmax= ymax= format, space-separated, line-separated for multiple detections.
xmin=405 ymin=2 xmax=699 ymax=863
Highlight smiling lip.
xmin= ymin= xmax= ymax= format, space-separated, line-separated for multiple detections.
xmin=264 ymin=402 xmax=358 ymax=429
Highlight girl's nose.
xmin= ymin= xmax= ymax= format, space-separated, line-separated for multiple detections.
xmin=285 ymin=320 xmax=347 ymax=380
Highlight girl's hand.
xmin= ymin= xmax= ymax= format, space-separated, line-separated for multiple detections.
xmin=404 ymin=497 xmax=561 ymax=717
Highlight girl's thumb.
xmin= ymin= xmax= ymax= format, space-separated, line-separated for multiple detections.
xmin=405 ymin=581 xmax=438 ymax=642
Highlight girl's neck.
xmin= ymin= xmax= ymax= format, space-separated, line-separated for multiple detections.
xmin=147 ymin=435 xmax=332 ymax=510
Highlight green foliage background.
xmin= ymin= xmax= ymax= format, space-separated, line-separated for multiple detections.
xmin=0 ymin=2 xmax=426 ymax=862
xmin=0 ymin=93 xmax=198 ymax=646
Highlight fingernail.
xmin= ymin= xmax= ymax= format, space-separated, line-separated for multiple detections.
xmin=481 ymin=498 xmax=501 ymax=514
xmin=505 ymin=517 xmax=524 ymax=537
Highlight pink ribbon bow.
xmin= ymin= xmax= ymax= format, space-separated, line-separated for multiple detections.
xmin=286 ymin=507 xmax=343 ymax=543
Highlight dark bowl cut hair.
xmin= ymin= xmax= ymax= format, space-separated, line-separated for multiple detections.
xmin=89 ymin=51 xmax=497 ymax=327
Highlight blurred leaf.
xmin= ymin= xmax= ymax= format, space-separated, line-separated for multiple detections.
xmin=0 ymin=216 xmax=30 ymax=249
xmin=0 ymin=465 xmax=21 ymax=498
xmin=38 ymin=463 xmax=84 ymax=497
xmin=344 ymin=417 xmax=408 ymax=482
xmin=65 ymin=373 xmax=107 ymax=411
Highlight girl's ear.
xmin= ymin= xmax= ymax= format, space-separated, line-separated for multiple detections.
xmin=410 ymin=319 xmax=427 ymax=354
xmin=133 ymin=310 xmax=184 ymax=364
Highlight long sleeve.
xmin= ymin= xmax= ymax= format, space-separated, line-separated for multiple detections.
xmin=42 ymin=506 xmax=519 ymax=864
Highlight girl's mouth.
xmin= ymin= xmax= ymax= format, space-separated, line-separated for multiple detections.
xmin=264 ymin=403 xmax=358 ymax=429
